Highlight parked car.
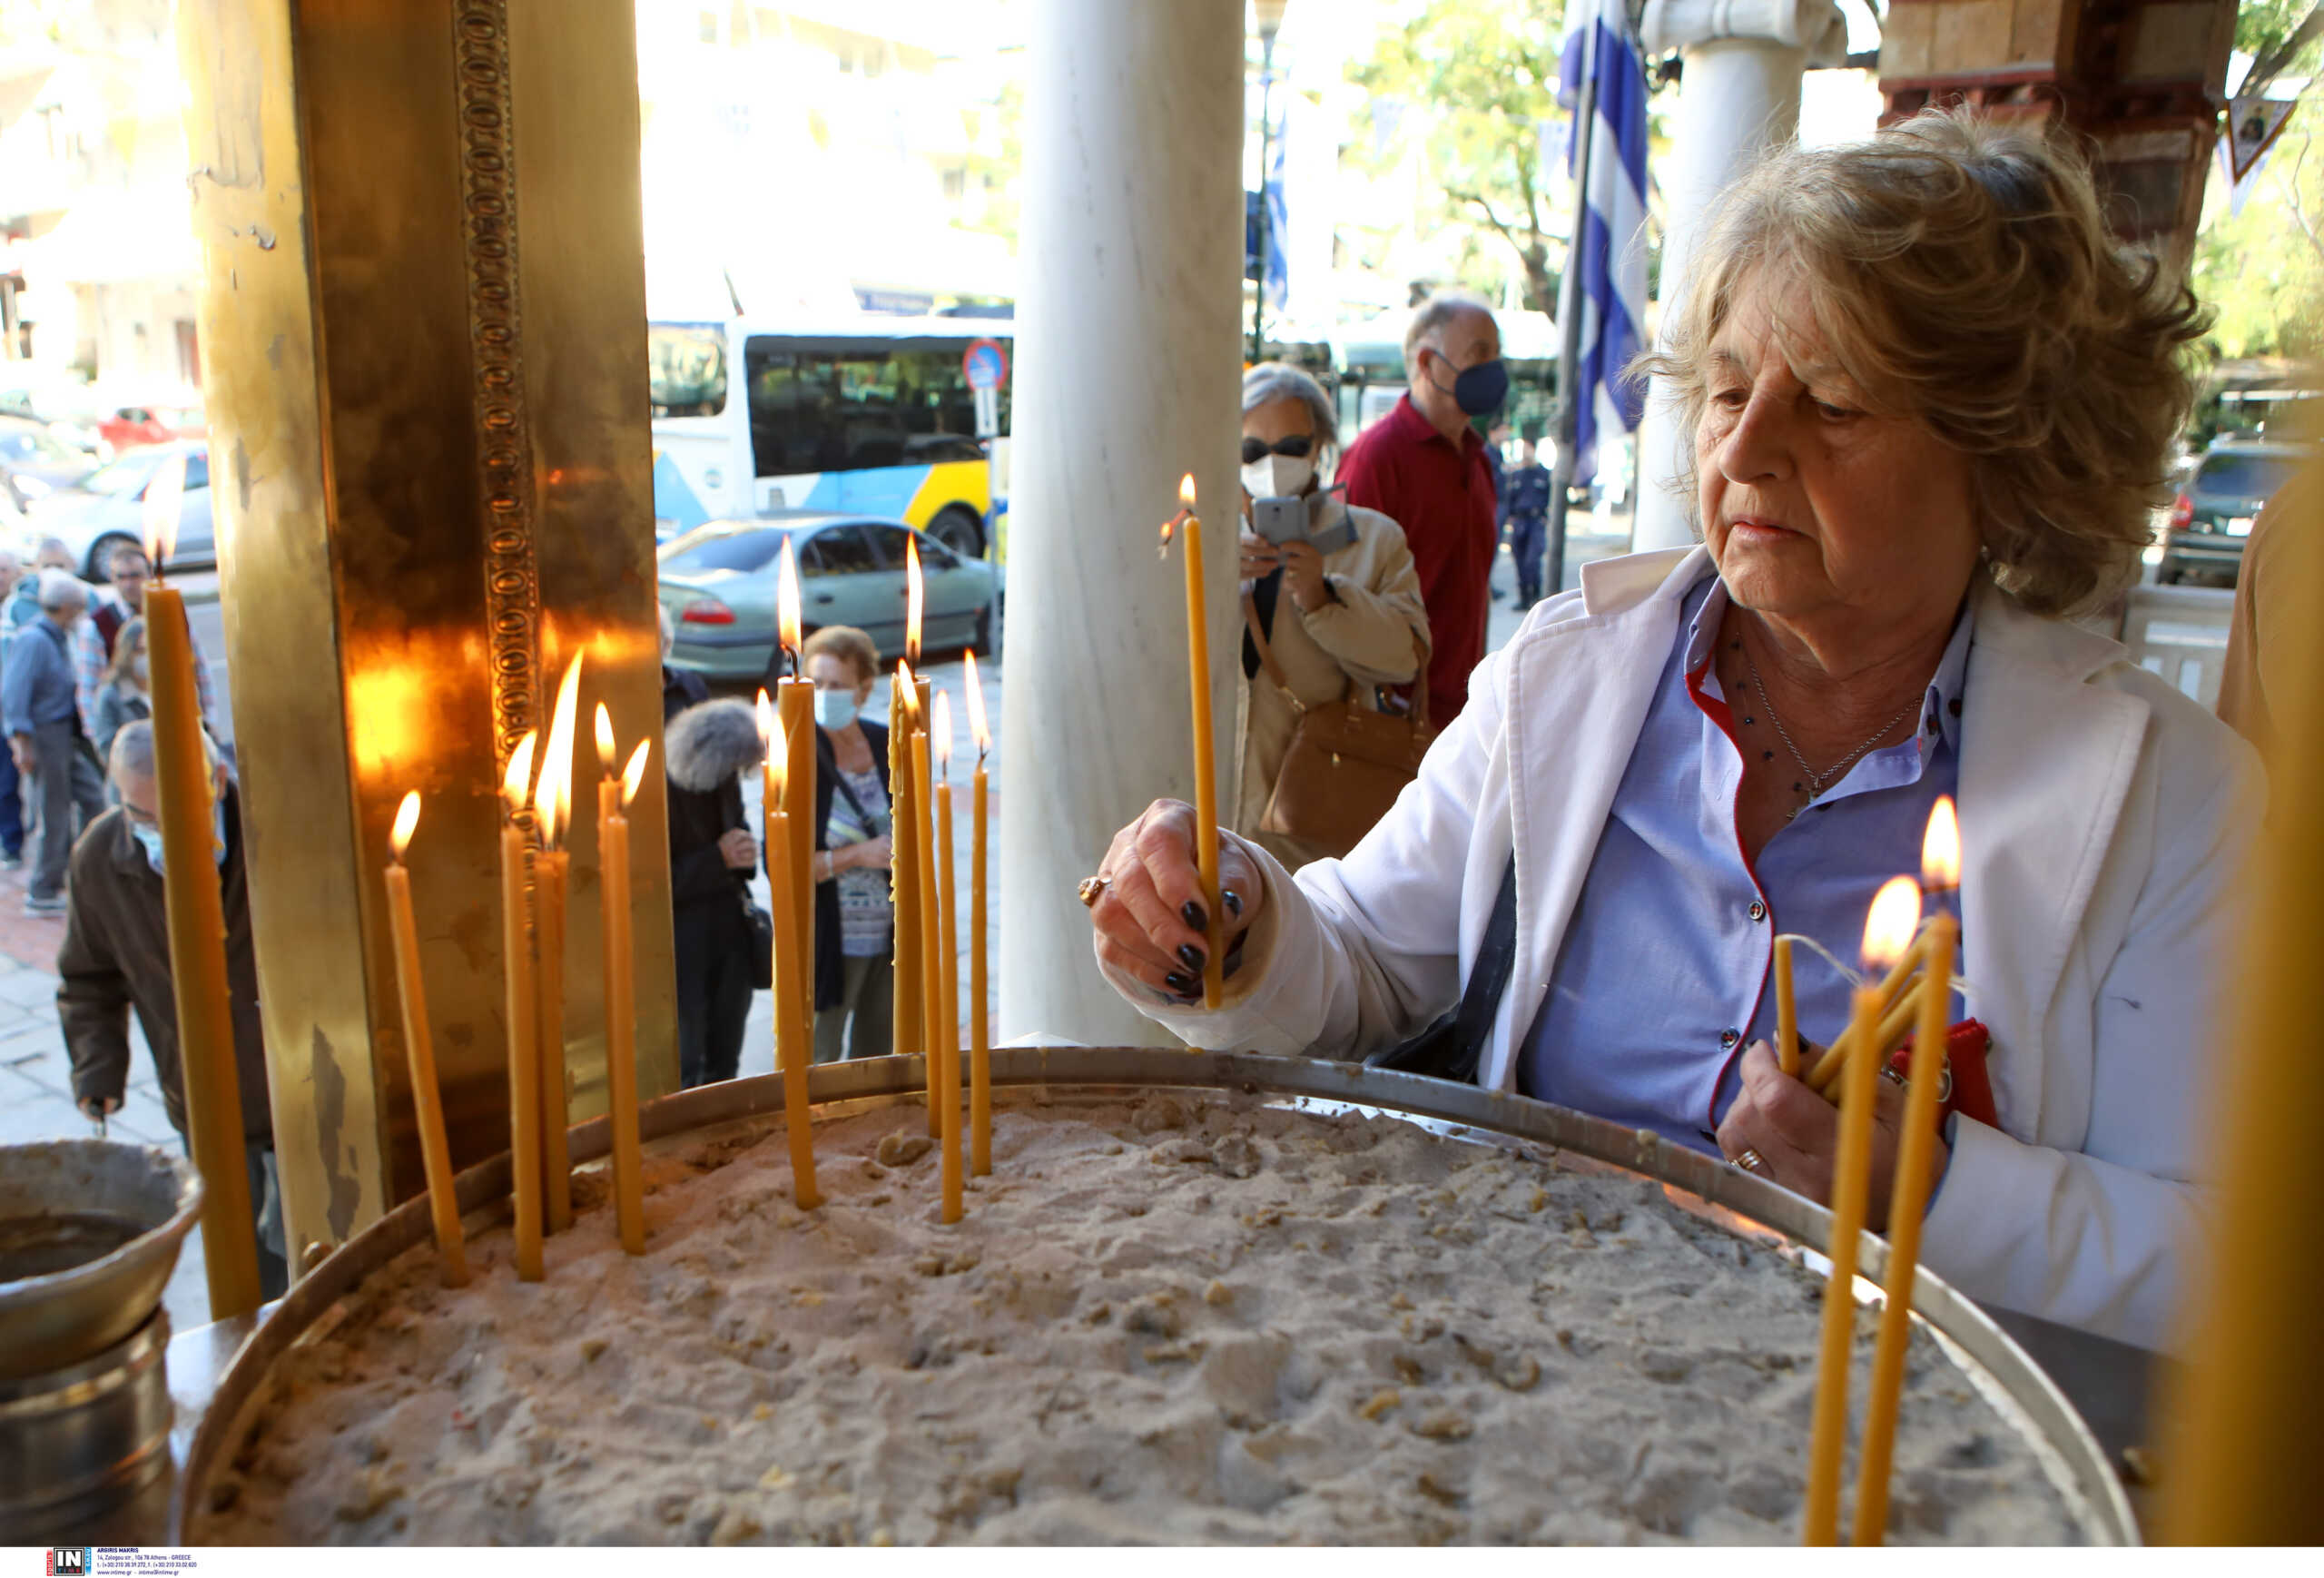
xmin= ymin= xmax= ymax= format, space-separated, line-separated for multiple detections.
xmin=0 ymin=413 xmax=99 ymax=501
xmin=96 ymin=401 xmax=205 ymax=453
xmin=659 ymin=513 xmax=998 ymax=685
xmin=2158 ymin=439 xmax=2314 ymax=587
xmin=27 ymin=441 xmax=215 ymax=579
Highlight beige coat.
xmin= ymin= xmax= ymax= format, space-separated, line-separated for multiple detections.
xmin=1235 ymin=494 xmax=1429 ymax=868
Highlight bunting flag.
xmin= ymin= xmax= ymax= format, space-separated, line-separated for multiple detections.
xmin=1558 ymin=0 xmax=1650 ymax=488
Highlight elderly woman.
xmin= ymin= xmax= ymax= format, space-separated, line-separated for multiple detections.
xmin=1085 ymin=112 xmax=2255 ymax=1354
xmin=1236 ymin=362 xmax=1429 ymax=869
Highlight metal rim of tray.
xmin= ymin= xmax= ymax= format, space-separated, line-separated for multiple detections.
xmin=180 ymin=1047 xmax=2138 ymax=1544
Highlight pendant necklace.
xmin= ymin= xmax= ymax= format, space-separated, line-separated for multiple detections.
xmin=1742 ymin=646 xmax=1920 ymax=820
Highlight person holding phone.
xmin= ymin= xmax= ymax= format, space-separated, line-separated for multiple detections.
xmin=1236 ymin=362 xmax=1430 ymax=869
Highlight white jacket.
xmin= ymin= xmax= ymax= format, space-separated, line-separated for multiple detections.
xmin=1110 ymin=547 xmax=2263 ymax=1351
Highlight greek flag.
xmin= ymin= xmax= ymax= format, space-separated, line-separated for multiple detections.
xmin=1558 ymin=0 xmax=1650 ymax=488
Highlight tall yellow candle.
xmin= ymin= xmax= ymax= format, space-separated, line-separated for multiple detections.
xmin=1804 ymin=874 xmax=1920 ymax=1544
xmin=385 ymin=794 xmax=469 ymax=1287
xmin=597 ymin=709 xmax=648 ymax=1255
xmin=498 ymin=732 xmax=544 ymax=1282
xmin=1774 ymin=935 xmax=1799 ymax=1078
xmin=932 ymin=691 xmax=962 ymax=1223
xmin=1163 ymin=477 xmax=1223 ymax=1009
xmin=532 ymin=655 xmax=583 ymax=1232
xmin=776 ymin=539 xmax=816 ymax=1053
xmin=759 ymin=695 xmax=820 ymax=1208
xmin=911 ymin=711 xmax=945 ymax=1149
xmin=1853 ymin=801 xmax=1962 ymax=1545
xmin=965 ymin=652 xmax=992 ymax=1176
xmin=143 ymin=474 xmax=261 ymax=1319
xmin=891 ymin=664 xmax=924 ymax=1071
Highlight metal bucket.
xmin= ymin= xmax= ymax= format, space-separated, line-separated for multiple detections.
xmin=177 ymin=1048 xmax=2140 ymax=1543
xmin=0 ymin=1309 xmax=173 ymax=1540
xmin=0 ymin=1139 xmax=202 ymax=1381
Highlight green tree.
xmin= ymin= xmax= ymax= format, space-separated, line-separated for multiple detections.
xmin=2189 ymin=3 xmax=2324 ymax=358
xmin=1349 ymin=0 xmax=1571 ymax=312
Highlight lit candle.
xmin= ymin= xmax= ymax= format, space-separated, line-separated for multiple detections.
xmin=498 ymin=731 xmax=544 ymax=1282
xmin=1853 ymin=799 xmax=1963 ymax=1545
xmin=1804 ymin=874 xmax=1922 ymax=1544
xmin=891 ymin=616 xmax=925 ymax=1077
xmin=384 ymin=793 xmax=470 ymax=1287
xmin=776 ymin=540 xmax=816 ymax=1056
xmin=932 ymin=690 xmax=963 ymax=1222
xmin=1161 ymin=475 xmax=1223 ymax=1009
xmin=1774 ymin=935 xmax=1799 ymax=1079
xmin=758 ymin=695 xmax=821 ymax=1208
xmin=597 ymin=706 xmax=648 ymax=1255
xmin=143 ymin=459 xmax=261 ymax=1318
xmin=531 ymin=654 xmax=583 ymax=1234
xmin=965 ymin=652 xmax=992 ymax=1176
xmin=909 ymin=681 xmax=944 ymax=1145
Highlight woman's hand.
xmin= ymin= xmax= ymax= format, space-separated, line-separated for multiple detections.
xmin=1239 ymin=529 xmax=1282 ymax=583
xmin=830 ymin=834 xmax=891 ymax=873
xmin=1089 ymin=799 xmax=1265 ymax=1003
xmin=1714 ymin=1041 xmax=1948 ymax=1232
xmin=1278 ymin=540 xmax=1332 ymax=611
xmin=718 ymin=828 xmax=758 ymax=872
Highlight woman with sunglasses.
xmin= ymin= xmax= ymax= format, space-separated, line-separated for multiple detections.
xmin=1235 ymin=362 xmax=1430 ymax=869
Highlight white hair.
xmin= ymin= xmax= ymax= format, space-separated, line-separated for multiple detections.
xmin=1403 ymin=290 xmax=1496 ymax=367
xmin=36 ymin=569 xmax=89 ymax=612
xmin=1241 ymin=362 xmax=1338 ymax=453
xmin=107 ymin=717 xmax=220 ymax=788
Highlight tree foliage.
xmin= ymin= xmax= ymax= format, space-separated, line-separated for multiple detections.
xmin=2189 ymin=3 xmax=2324 ymax=358
xmin=1349 ymin=0 xmax=1572 ymax=312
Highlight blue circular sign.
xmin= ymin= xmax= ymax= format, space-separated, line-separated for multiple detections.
xmin=962 ymin=338 xmax=1009 ymax=391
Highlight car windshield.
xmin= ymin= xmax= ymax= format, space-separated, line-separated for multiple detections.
xmin=2195 ymin=451 xmax=2300 ymax=503
xmin=81 ymin=452 xmax=162 ymax=497
xmin=662 ymin=529 xmax=786 ymax=576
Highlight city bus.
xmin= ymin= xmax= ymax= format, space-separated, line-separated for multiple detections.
xmin=648 ymin=316 xmax=1011 ymax=559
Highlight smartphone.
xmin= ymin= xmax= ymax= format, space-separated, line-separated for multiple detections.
xmin=1306 ymin=515 xmax=1356 ymax=556
xmin=1253 ymin=496 xmax=1305 ymax=545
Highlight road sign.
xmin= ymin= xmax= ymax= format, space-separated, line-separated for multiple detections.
xmin=962 ymin=337 xmax=1009 ymax=392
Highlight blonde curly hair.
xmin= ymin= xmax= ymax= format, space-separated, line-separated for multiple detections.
xmin=1635 ymin=108 xmax=2210 ymax=616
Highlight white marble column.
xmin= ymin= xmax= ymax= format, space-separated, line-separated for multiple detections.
xmin=1631 ymin=0 xmax=1847 ymax=551
xmin=998 ymin=0 xmax=1246 ymax=1045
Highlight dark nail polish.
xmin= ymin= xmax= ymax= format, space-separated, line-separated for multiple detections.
xmin=1181 ymin=899 xmax=1209 ymax=932
xmin=1165 ymin=971 xmax=1196 ymax=994
xmin=1222 ymin=888 xmax=1243 ymax=918
xmin=1177 ymin=943 xmax=1207 ymax=973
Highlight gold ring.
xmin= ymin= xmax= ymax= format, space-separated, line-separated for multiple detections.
xmin=1734 ymin=1148 xmax=1766 ymax=1174
xmin=1077 ymin=875 xmax=1110 ymax=908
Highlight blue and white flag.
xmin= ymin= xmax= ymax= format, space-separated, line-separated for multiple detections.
xmin=1263 ymin=119 xmax=1290 ymax=315
xmin=1557 ymin=0 xmax=1649 ymax=488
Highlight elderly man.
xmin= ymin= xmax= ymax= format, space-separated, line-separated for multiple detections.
xmin=58 ymin=720 xmax=286 ymax=1297
xmin=1337 ymin=291 xmax=1505 ymax=725
xmin=4 ymin=569 xmax=107 ymax=913
xmin=74 ymin=540 xmax=213 ymax=733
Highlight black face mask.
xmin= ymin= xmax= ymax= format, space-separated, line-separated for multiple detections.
xmin=1240 ymin=433 xmax=1317 ymax=465
xmin=1426 ymin=350 xmax=1510 ymax=418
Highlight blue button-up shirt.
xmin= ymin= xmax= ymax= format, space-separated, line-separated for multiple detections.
xmin=1519 ymin=575 xmax=1971 ymax=1155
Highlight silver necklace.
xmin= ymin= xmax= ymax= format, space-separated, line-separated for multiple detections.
xmin=1741 ymin=645 xmax=1921 ymax=818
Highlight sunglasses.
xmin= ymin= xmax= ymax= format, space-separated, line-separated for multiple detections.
xmin=1240 ymin=434 xmax=1316 ymax=464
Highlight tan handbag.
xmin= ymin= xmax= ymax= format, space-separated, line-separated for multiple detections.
xmin=1243 ymin=593 xmax=1433 ymax=858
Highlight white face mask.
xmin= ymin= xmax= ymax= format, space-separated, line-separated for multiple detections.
xmin=1241 ymin=452 xmax=1316 ymax=500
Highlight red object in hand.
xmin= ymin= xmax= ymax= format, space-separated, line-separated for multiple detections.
xmin=1886 ymin=1019 xmax=1998 ymax=1130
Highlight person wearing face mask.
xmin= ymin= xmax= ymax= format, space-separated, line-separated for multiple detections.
xmin=75 ymin=542 xmax=212 ymax=738
xmin=90 ymin=615 xmax=152 ymax=764
xmin=1336 ymin=291 xmax=1506 ymax=727
xmin=799 ymin=625 xmax=894 ymax=1062
xmin=56 ymin=719 xmax=288 ymax=1298
xmin=1236 ymin=362 xmax=1429 ymax=870
xmin=661 ymin=604 xmax=762 ymax=1089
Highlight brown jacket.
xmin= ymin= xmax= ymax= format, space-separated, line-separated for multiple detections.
xmin=57 ymin=785 xmax=273 ymax=1143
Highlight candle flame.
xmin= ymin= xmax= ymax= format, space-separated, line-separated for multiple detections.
xmin=142 ymin=449 xmax=188 ymax=568
xmin=777 ymin=537 xmax=803 ymax=661
xmin=1922 ymin=795 xmax=1961 ymax=891
xmin=501 ymin=730 xmax=538 ymax=818
xmin=1862 ymin=875 xmax=1924 ymax=969
xmin=932 ymin=688 xmax=953 ymax=774
xmin=1178 ymin=473 xmax=1197 ymax=509
xmin=535 ymin=653 xmax=584 ymax=846
xmin=390 ymin=790 xmax=421 ymax=860
xmin=621 ymin=739 xmax=651 ymax=807
xmin=756 ymin=688 xmax=786 ymax=795
xmin=905 ymin=537 xmax=924 ymax=666
xmin=594 ymin=702 xmax=615 ymax=775
xmin=964 ymin=650 xmax=990 ymax=756
xmin=1157 ymin=516 xmax=1177 ymax=556
xmin=897 ymin=659 xmax=919 ymax=723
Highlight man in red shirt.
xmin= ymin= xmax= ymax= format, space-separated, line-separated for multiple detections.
xmin=1338 ymin=293 xmax=1505 ymax=725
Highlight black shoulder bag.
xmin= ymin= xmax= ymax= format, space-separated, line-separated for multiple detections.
xmin=1363 ymin=859 xmax=1520 ymax=1086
